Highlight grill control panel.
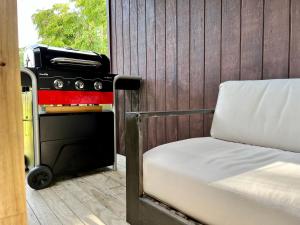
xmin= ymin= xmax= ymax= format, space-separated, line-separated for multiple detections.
xmin=36 ymin=69 xmax=114 ymax=92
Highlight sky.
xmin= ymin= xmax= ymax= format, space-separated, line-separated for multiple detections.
xmin=17 ymin=0 xmax=69 ymax=48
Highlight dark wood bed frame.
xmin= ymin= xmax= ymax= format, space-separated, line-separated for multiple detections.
xmin=125 ymin=109 xmax=214 ymax=225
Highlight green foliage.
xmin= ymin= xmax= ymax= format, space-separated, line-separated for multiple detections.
xmin=19 ymin=48 xmax=25 ymax=67
xmin=32 ymin=0 xmax=108 ymax=54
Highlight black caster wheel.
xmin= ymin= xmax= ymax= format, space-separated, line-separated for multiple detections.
xmin=27 ymin=165 xmax=53 ymax=190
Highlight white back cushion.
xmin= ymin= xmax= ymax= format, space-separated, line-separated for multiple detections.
xmin=211 ymin=79 xmax=300 ymax=153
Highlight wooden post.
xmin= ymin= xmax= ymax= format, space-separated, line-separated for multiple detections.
xmin=0 ymin=0 xmax=28 ymax=224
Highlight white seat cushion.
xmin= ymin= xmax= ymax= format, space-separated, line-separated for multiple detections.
xmin=211 ymin=79 xmax=300 ymax=153
xmin=143 ymin=137 xmax=300 ymax=225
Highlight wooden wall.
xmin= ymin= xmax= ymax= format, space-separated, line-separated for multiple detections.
xmin=108 ymin=0 xmax=300 ymax=155
xmin=0 ymin=0 xmax=28 ymax=224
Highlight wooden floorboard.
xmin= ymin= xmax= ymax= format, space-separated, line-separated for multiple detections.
xmin=26 ymin=155 xmax=128 ymax=225
xmin=51 ymin=184 xmax=106 ymax=225
xmin=26 ymin=202 xmax=41 ymax=225
xmin=26 ymin=186 xmax=62 ymax=225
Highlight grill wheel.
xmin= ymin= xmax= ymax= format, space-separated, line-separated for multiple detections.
xmin=27 ymin=165 xmax=53 ymax=190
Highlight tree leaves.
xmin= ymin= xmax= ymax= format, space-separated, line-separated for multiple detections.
xmin=32 ymin=0 xmax=108 ymax=54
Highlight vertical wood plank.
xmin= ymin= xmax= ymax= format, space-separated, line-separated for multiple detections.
xmin=123 ymin=0 xmax=132 ymax=115
xmin=221 ymin=0 xmax=241 ymax=82
xmin=240 ymin=0 xmax=264 ymax=80
xmin=0 ymin=0 xmax=27 ymax=224
xmin=177 ymin=0 xmax=190 ymax=140
xmin=189 ymin=0 xmax=205 ymax=138
xmin=109 ymin=0 xmax=117 ymax=74
xmin=116 ymin=0 xmax=126 ymax=155
xmin=146 ymin=0 xmax=156 ymax=149
xmin=109 ymin=0 xmax=122 ymax=155
xmin=109 ymin=0 xmax=121 ymax=154
xmin=116 ymin=0 xmax=124 ymax=75
xmin=290 ymin=0 xmax=300 ymax=78
xmin=137 ymin=0 xmax=148 ymax=151
xmin=165 ymin=0 xmax=178 ymax=143
xmin=263 ymin=0 xmax=290 ymax=79
xmin=0 ymin=214 xmax=27 ymax=225
xmin=130 ymin=0 xmax=139 ymax=111
xmin=130 ymin=0 xmax=138 ymax=77
xmin=204 ymin=0 xmax=222 ymax=136
xmin=123 ymin=0 xmax=131 ymax=76
xmin=155 ymin=0 xmax=166 ymax=146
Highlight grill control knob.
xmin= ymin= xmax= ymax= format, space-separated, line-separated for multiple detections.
xmin=94 ymin=81 xmax=103 ymax=90
xmin=53 ymin=79 xmax=64 ymax=89
xmin=75 ymin=80 xmax=84 ymax=90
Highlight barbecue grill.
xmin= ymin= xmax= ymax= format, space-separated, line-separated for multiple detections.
xmin=21 ymin=45 xmax=141 ymax=190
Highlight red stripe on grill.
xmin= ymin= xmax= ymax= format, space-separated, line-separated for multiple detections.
xmin=38 ymin=90 xmax=113 ymax=105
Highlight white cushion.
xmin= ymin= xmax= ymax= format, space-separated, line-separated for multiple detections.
xmin=143 ymin=137 xmax=300 ymax=225
xmin=211 ymin=79 xmax=300 ymax=153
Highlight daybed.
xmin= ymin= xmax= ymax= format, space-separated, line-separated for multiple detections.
xmin=125 ymin=79 xmax=300 ymax=225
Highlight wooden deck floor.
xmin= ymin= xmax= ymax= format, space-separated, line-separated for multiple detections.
xmin=26 ymin=155 xmax=128 ymax=225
